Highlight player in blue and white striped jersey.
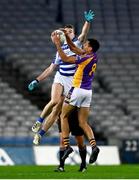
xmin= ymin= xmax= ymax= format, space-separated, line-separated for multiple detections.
xmin=52 ymin=30 xmax=82 ymax=97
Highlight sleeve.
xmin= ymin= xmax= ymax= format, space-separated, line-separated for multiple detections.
xmin=52 ymin=52 xmax=61 ymax=65
xmin=75 ymin=55 xmax=93 ymax=64
xmin=74 ymin=39 xmax=82 ymax=48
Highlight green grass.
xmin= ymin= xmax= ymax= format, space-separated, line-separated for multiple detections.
xmin=0 ymin=165 xmax=139 ymax=179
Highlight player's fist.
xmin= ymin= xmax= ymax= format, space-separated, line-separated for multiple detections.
xmin=28 ymin=79 xmax=39 ymax=91
xmin=84 ymin=10 xmax=95 ymax=23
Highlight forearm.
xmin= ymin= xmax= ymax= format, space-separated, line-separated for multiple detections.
xmin=36 ymin=64 xmax=55 ymax=81
xmin=56 ymin=44 xmax=76 ymax=63
xmin=65 ymin=34 xmax=84 ymax=55
xmin=81 ymin=21 xmax=90 ymax=37
xmin=65 ymin=33 xmax=77 ymax=50
xmin=78 ymin=21 xmax=90 ymax=43
xmin=56 ymin=44 xmax=69 ymax=62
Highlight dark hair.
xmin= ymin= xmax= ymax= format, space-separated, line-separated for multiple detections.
xmin=64 ymin=24 xmax=74 ymax=30
xmin=88 ymin=38 xmax=100 ymax=52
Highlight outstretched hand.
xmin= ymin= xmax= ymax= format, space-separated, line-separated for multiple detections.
xmin=84 ymin=10 xmax=95 ymax=23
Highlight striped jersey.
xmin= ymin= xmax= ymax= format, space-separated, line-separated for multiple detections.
xmin=53 ymin=37 xmax=82 ymax=76
xmin=72 ymin=52 xmax=98 ymax=90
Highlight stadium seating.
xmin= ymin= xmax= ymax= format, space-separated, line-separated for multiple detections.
xmin=0 ymin=0 xmax=139 ymax=145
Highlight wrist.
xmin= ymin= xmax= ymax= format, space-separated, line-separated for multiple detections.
xmin=56 ymin=43 xmax=61 ymax=49
xmin=86 ymin=20 xmax=91 ymax=23
xmin=35 ymin=79 xmax=39 ymax=83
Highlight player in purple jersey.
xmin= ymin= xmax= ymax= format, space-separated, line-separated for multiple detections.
xmin=52 ymin=30 xmax=100 ymax=164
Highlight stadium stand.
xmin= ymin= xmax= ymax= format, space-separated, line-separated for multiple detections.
xmin=0 ymin=0 xmax=139 ymax=146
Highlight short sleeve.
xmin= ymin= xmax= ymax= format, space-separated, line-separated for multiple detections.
xmin=52 ymin=52 xmax=61 ymax=65
xmin=75 ymin=54 xmax=94 ymax=64
xmin=74 ymin=39 xmax=82 ymax=48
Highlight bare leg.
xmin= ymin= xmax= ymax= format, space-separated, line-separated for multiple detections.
xmin=75 ymin=135 xmax=85 ymax=149
xmin=61 ymin=103 xmax=75 ymax=141
xmin=42 ymin=97 xmax=64 ymax=132
xmin=40 ymin=83 xmax=63 ymax=118
xmin=78 ymin=107 xmax=95 ymax=140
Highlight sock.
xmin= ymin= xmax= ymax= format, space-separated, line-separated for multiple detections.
xmin=59 ymin=148 xmax=65 ymax=168
xmin=63 ymin=137 xmax=70 ymax=147
xmin=79 ymin=146 xmax=87 ymax=167
xmin=89 ymin=138 xmax=96 ymax=148
xmin=37 ymin=117 xmax=44 ymax=123
xmin=38 ymin=129 xmax=46 ymax=137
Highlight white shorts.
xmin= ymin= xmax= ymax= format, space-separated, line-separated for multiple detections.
xmin=53 ymin=71 xmax=73 ymax=96
xmin=65 ymin=87 xmax=92 ymax=108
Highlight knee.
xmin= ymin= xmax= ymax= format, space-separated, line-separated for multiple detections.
xmin=60 ymin=112 xmax=65 ymax=120
xmin=60 ymin=111 xmax=68 ymax=121
xmin=52 ymin=107 xmax=60 ymax=116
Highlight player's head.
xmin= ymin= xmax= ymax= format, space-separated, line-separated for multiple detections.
xmin=83 ymin=38 xmax=100 ymax=53
xmin=64 ymin=24 xmax=75 ymax=39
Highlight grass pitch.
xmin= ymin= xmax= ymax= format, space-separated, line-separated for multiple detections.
xmin=0 ymin=165 xmax=139 ymax=179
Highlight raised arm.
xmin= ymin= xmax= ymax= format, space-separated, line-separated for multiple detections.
xmin=62 ymin=10 xmax=95 ymax=55
xmin=78 ymin=10 xmax=95 ymax=43
xmin=28 ymin=63 xmax=57 ymax=91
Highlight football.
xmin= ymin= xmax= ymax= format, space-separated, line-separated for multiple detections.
xmin=55 ymin=29 xmax=66 ymax=44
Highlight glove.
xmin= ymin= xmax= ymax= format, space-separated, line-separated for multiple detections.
xmin=84 ymin=10 xmax=95 ymax=23
xmin=28 ymin=79 xmax=39 ymax=91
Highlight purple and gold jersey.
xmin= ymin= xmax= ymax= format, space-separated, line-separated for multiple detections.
xmin=72 ymin=52 xmax=98 ymax=90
